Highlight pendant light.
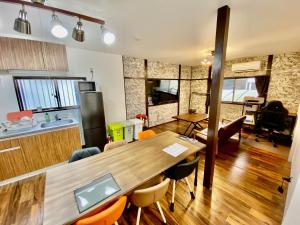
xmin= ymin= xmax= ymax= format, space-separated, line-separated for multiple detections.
xmin=101 ymin=25 xmax=116 ymax=45
xmin=31 ymin=0 xmax=45 ymax=4
xmin=50 ymin=13 xmax=68 ymax=39
xmin=72 ymin=18 xmax=85 ymax=42
xmin=14 ymin=5 xmax=31 ymax=35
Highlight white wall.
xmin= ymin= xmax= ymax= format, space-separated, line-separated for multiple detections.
xmin=66 ymin=47 xmax=126 ymax=124
xmin=0 ymin=47 xmax=126 ymax=125
xmin=282 ymin=105 xmax=300 ymax=224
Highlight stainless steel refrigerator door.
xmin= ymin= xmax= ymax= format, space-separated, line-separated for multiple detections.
xmin=80 ymin=92 xmax=106 ymax=130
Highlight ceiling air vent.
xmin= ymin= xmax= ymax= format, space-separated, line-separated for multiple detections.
xmin=232 ymin=61 xmax=261 ymax=72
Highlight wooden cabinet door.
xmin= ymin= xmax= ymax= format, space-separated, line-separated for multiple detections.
xmin=0 ymin=139 xmax=29 ymax=180
xmin=0 ymin=37 xmax=45 ymax=70
xmin=50 ymin=127 xmax=81 ymax=162
xmin=42 ymin=42 xmax=69 ymax=71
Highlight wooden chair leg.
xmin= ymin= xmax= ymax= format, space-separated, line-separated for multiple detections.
xmin=185 ymin=177 xmax=195 ymax=199
xmin=170 ymin=180 xmax=176 ymax=212
xmin=126 ymin=202 xmax=131 ymax=210
xmin=136 ymin=207 xmax=142 ymax=225
xmin=156 ymin=201 xmax=166 ymax=224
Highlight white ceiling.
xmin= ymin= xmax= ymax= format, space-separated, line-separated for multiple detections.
xmin=0 ymin=0 xmax=300 ymax=65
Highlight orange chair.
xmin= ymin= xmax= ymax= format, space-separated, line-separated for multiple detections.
xmin=74 ymin=196 xmax=127 ymax=225
xmin=138 ymin=130 xmax=156 ymax=140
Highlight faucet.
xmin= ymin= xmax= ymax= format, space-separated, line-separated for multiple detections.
xmin=55 ymin=114 xmax=61 ymax=121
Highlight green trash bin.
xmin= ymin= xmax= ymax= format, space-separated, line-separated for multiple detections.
xmin=108 ymin=122 xmax=124 ymax=141
xmin=122 ymin=120 xmax=134 ymax=142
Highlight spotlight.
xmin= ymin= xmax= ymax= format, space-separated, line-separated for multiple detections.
xmin=72 ymin=18 xmax=85 ymax=42
xmin=101 ymin=25 xmax=115 ymax=45
xmin=51 ymin=13 xmax=68 ymax=39
xmin=31 ymin=0 xmax=45 ymax=4
xmin=14 ymin=5 xmax=31 ymax=35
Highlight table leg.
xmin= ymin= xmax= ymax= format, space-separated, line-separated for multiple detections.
xmin=194 ymin=160 xmax=199 ymax=187
xmin=186 ymin=123 xmax=197 ymax=137
xmin=183 ymin=123 xmax=193 ymax=136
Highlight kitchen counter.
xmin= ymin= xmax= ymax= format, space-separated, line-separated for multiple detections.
xmin=0 ymin=119 xmax=79 ymax=140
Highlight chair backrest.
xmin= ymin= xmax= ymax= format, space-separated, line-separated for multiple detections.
xmin=218 ymin=116 xmax=246 ymax=144
xmin=69 ymin=147 xmax=101 ymax=163
xmin=138 ymin=130 xmax=156 ymax=140
xmin=259 ymin=101 xmax=288 ymax=131
xmin=130 ymin=178 xmax=170 ymax=208
xmin=166 ymin=156 xmax=200 ymax=180
xmin=74 ymin=196 xmax=127 ymax=225
xmin=103 ymin=140 xmax=128 ymax=152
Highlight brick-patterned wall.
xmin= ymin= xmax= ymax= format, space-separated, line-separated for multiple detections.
xmin=123 ymin=56 xmax=145 ymax=78
xmin=181 ymin=65 xmax=192 ymax=79
xmin=179 ymin=80 xmax=191 ymax=114
xmin=191 ymin=65 xmax=209 ymax=79
xmin=148 ymin=103 xmax=178 ymax=127
xmin=220 ymin=104 xmax=243 ymax=121
xmin=268 ymin=53 xmax=300 ymax=113
xmin=190 ymin=80 xmax=207 ymax=113
xmin=148 ymin=60 xmax=179 ymax=79
xmin=224 ymin=56 xmax=268 ymax=77
xmin=124 ymin=79 xmax=146 ymax=119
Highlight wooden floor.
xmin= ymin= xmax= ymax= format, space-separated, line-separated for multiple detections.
xmin=120 ymin=121 xmax=291 ymax=225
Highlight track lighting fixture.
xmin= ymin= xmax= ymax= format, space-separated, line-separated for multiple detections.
xmin=51 ymin=13 xmax=68 ymax=39
xmin=14 ymin=5 xmax=31 ymax=35
xmin=101 ymin=25 xmax=116 ymax=45
xmin=31 ymin=0 xmax=45 ymax=4
xmin=72 ymin=18 xmax=85 ymax=42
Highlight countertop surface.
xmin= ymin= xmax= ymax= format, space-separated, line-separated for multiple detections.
xmin=0 ymin=119 xmax=79 ymax=140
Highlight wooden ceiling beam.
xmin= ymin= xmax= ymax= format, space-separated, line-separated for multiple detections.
xmin=0 ymin=0 xmax=105 ymax=25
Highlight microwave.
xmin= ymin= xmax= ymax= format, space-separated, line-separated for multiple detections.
xmin=77 ymin=81 xmax=96 ymax=92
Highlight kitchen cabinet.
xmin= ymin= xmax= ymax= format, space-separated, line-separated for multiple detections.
xmin=0 ymin=126 xmax=81 ymax=180
xmin=42 ymin=42 xmax=69 ymax=71
xmin=0 ymin=139 xmax=28 ymax=180
xmin=0 ymin=36 xmax=68 ymax=71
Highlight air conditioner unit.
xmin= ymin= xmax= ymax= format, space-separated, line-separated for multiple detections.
xmin=232 ymin=61 xmax=261 ymax=72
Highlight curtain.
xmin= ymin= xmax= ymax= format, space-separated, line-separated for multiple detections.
xmin=255 ymin=76 xmax=270 ymax=97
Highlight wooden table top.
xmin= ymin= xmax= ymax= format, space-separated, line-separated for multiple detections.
xmin=0 ymin=131 xmax=205 ymax=225
xmin=173 ymin=113 xmax=209 ymax=123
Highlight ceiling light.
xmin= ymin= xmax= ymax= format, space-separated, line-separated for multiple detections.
xmin=14 ymin=5 xmax=31 ymax=35
xmin=201 ymin=59 xmax=211 ymax=66
xmin=101 ymin=25 xmax=116 ymax=45
xmin=72 ymin=18 xmax=85 ymax=42
xmin=51 ymin=13 xmax=68 ymax=39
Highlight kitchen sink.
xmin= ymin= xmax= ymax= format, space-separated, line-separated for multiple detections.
xmin=40 ymin=119 xmax=74 ymax=128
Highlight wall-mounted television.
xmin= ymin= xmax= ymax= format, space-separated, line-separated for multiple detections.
xmin=146 ymin=79 xmax=179 ymax=106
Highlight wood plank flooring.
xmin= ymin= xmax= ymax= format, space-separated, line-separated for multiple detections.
xmin=0 ymin=120 xmax=290 ymax=225
xmin=120 ymin=121 xmax=290 ymax=225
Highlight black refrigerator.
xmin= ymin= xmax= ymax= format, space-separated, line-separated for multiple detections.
xmin=77 ymin=82 xmax=107 ymax=150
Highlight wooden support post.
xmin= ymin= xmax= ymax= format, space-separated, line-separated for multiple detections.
xmin=203 ymin=5 xmax=230 ymax=189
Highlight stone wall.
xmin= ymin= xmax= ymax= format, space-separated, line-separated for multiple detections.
xmin=268 ymin=53 xmax=300 ymax=113
xmin=148 ymin=103 xmax=178 ymax=127
xmin=147 ymin=60 xmax=179 ymax=79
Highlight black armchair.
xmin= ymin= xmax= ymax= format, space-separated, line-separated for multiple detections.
xmin=255 ymin=101 xmax=288 ymax=147
xmin=165 ymin=156 xmax=200 ymax=212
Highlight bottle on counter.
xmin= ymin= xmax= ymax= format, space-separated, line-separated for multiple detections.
xmin=44 ymin=112 xmax=50 ymax=123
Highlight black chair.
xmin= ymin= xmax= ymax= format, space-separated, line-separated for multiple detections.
xmin=255 ymin=101 xmax=288 ymax=147
xmin=165 ymin=156 xmax=200 ymax=212
xmin=69 ymin=147 xmax=101 ymax=163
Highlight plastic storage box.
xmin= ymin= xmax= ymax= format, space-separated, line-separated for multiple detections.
xmin=122 ymin=120 xmax=134 ymax=142
xmin=129 ymin=119 xmax=144 ymax=140
xmin=107 ymin=122 xmax=124 ymax=141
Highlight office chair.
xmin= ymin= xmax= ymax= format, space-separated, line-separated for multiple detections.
xmin=164 ymin=156 xmax=200 ymax=212
xmin=69 ymin=147 xmax=101 ymax=163
xmin=255 ymin=101 xmax=288 ymax=147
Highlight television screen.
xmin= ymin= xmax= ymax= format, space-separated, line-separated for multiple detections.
xmin=147 ymin=79 xmax=179 ymax=106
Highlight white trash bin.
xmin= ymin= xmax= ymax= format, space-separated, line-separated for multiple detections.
xmin=122 ymin=120 xmax=134 ymax=142
xmin=129 ymin=119 xmax=144 ymax=140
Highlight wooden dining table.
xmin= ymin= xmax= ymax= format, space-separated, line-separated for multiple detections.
xmin=0 ymin=131 xmax=205 ymax=225
xmin=173 ymin=113 xmax=209 ymax=137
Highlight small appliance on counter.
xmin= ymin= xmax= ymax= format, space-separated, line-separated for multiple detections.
xmin=76 ymin=81 xmax=107 ymax=150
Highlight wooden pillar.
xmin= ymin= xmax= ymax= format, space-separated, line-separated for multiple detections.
xmin=203 ymin=5 xmax=230 ymax=188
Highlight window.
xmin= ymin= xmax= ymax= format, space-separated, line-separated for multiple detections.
xmin=222 ymin=77 xmax=258 ymax=103
xmin=14 ymin=76 xmax=86 ymax=112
